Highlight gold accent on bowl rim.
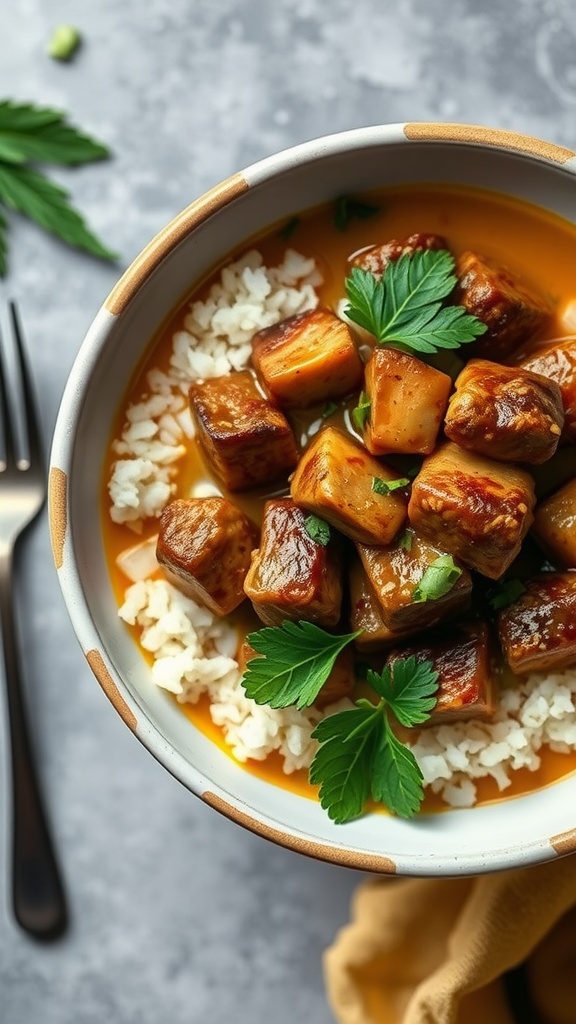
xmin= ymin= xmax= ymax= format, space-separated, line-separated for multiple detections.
xmin=86 ymin=649 xmax=138 ymax=732
xmin=550 ymin=827 xmax=576 ymax=856
xmin=403 ymin=122 xmax=575 ymax=164
xmin=203 ymin=791 xmax=397 ymax=873
xmin=104 ymin=172 xmax=250 ymax=316
xmin=48 ymin=466 xmax=68 ymax=570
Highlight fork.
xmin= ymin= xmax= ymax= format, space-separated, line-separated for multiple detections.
xmin=0 ymin=302 xmax=67 ymax=939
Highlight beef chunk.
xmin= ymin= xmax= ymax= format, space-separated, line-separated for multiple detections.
xmin=444 ymin=359 xmax=564 ymax=464
xmin=189 ymin=370 xmax=298 ymax=491
xmin=387 ymin=621 xmax=496 ymax=725
xmin=290 ymin=425 xmax=407 ymax=546
xmin=350 ymin=232 xmax=448 ymax=279
xmin=533 ymin=478 xmax=576 ymax=568
xmin=251 ymin=308 xmax=363 ymax=407
xmin=349 ymin=559 xmax=415 ymax=651
xmin=408 ymin=442 xmax=535 ymax=579
xmin=497 ymin=572 xmax=576 ymax=674
xmin=363 ymin=347 xmax=452 ymax=456
xmin=453 ymin=252 xmax=551 ymax=361
xmin=156 ymin=498 xmax=258 ymax=616
xmin=518 ymin=338 xmax=576 ymax=442
xmin=243 ymin=498 xmax=342 ymax=627
xmin=357 ymin=529 xmax=472 ymax=632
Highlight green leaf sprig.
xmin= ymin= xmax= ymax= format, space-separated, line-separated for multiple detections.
xmin=334 ymin=194 xmax=380 ymax=231
xmin=344 ymin=249 xmax=487 ymax=354
xmin=351 ymin=390 xmax=371 ymax=431
xmin=242 ymin=621 xmax=361 ymax=710
xmin=304 ymin=514 xmax=331 ymax=546
xmin=488 ymin=578 xmax=526 ymax=611
xmin=372 ymin=476 xmax=410 ymax=495
xmin=0 ymin=100 xmax=117 ymax=275
xmin=310 ymin=657 xmax=439 ymax=821
xmin=412 ymin=554 xmax=462 ymax=603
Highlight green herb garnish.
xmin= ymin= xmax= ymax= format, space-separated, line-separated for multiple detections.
xmin=397 ymin=529 xmax=413 ymax=552
xmin=242 ymin=621 xmax=361 ymax=710
xmin=334 ymin=195 xmax=380 ymax=231
xmin=372 ymin=476 xmax=410 ymax=496
xmin=48 ymin=24 xmax=82 ymax=61
xmin=344 ymin=250 xmax=487 ymax=354
xmin=488 ymin=578 xmax=526 ymax=611
xmin=412 ymin=554 xmax=462 ymax=603
xmin=322 ymin=400 xmax=339 ymax=419
xmin=310 ymin=657 xmax=438 ymax=821
xmin=0 ymin=100 xmax=117 ymax=275
xmin=278 ymin=215 xmax=300 ymax=240
xmin=304 ymin=514 xmax=331 ymax=546
xmin=352 ymin=390 xmax=371 ymax=432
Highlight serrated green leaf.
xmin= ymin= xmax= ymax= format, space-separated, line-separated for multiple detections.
xmin=371 ymin=717 xmax=425 ymax=818
xmin=0 ymin=163 xmax=117 ymax=264
xmin=310 ymin=706 xmax=380 ymax=823
xmin=0 ymin=100 xmax=109 ymax=165
xmin=344 ymin=251 xmax=487 ymax=354
xmin=412 ymin=554 xmax=462 ymax=603
xmin=367 ymin=657 xmax=438 ymax=728
xmin=242 ymin=621 xmax=361 ymax=710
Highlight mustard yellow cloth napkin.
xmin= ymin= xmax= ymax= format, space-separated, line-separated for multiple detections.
xmin=324 ymin=855 xmax=576 ymax=1024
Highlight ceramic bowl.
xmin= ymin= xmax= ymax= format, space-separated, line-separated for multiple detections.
xmin=49 ymin=123 xmax=576 ymax=876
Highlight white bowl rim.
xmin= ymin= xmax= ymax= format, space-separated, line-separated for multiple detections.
xmin=49 ymin=121 xmax=576 ymax=876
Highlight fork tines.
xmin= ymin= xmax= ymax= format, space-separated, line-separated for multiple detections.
xmin=0 ymin=302 xmax=40 ymax=472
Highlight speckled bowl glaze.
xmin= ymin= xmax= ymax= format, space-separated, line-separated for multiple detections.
xmin=49 ymin=123 xmax=576 ymax=876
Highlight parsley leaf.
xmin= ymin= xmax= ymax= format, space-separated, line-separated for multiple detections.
xmin=309 ymin=657 xmax=438 ymax=821
xmin=334 ymin=195 xmax=380 ymax=231
xmin=397 ymin=529 xmax=413 ymax=552
xmin=372 ymin=476 xmax=409 ymax=495
xmin=322 ymin=400 xmax=339 ymax=419
xmin=242 ymin=621 xmax=361 ymax=710
xmin=305 ymin=514 xmax=331 ymax=546
xmin=344 ymin=250 xmax=487 ymax=354
xmin=412 ymin=554 xmax=462 ymax=603
xmin=0 ymin=100 xmax=116 ymax=275
xmin=352 ymin=390 xmax=371 ymax=431
xmin=488 ymin=578 xmax=526 ymax=611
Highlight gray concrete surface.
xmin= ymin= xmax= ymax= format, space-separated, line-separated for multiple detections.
xmin=1 ymin=0 xmax=576 ymax=1021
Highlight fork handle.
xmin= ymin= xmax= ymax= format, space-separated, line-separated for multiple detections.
xmin=0 ymin=550 xmax=68 ymax=939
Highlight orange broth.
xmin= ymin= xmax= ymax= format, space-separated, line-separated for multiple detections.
xmin=102 ymin=183 xmax=576 ymax=812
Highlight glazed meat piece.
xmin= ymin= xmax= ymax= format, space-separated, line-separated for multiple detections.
xmin=453 ymin=252 xmax=551 ymax=361
xmin=350 ymin=232 xmax=448 ymax=279
xmin=189 ymin=370 xmax=298 ymax=491
xmin=387 ymin=622 xmax=496 ymax=725
xmin=444 ymin=359 xmax=564 ymax=464
xmin=243 ymin=498 xmax=342 ymax=628
xmin=518 ymin=338 xmax=576 ymax=442
xmin=349 ymin=560 xmax=415 ymax=651
xmin=156 ymin=498 xmax=258 ymax=616
xmin=357 ymin=529 xmax=472 ymax=633
xmin=408 ymin=442 xmax=535 ymax=579
xmin=497 ymin=572 xmax=576 ymax=674
xmin=251 ymin=308 xmax=363 ymax=408
xmin=532 ymin=478 xmax=576 ymax=568
xmin=363 ymin=347 xmax=452 ymax=456
xmin=290 ymin=425 xmax=407 ymax=546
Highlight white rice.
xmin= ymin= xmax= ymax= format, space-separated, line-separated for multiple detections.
xmin=108 ymin=248 xmax=321 ymax=530
xmin=111 ymin=247 xmax=576 ymax=806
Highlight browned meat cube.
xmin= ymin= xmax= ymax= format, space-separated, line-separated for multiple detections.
xmin=408 ymin=442 xmax=535 ymax=579
xmin=497 ymin=572 xmax=576 ymax=674
xmin=453 ymin=252 xmax=551 ymax=361
xmin=156 ymin=498 xmax=258 ymax=616
xmin=533 ymin=478 xmax=576 ymax=568
xmin=444 ymin=359 xmax=564 ymax=464
xmin=314 ymin=648 xmax=356 ymax=709
xmin=350 ymin=232 xmax=448 ymax=279
xmin=357 ymin=529 xmax=472 ymax=632
xmin=518 ymin=338 xmax=576 ymax=442
xmin=349 ymin=560 xmax=415 ymax=651
xmin=290 ymin=426 xmax=407 ymax=545
xmin=251 ymin=308 xmax=363 ymax=408
xmin=363 ymin=347 xmax=452 ymax=456
xmin=189 ymin=370 xmax=298 ymax=491
xmin=243 ymin=498 xmax=342 ymax=627
xmin=387 ymin=622 xmax=496 ymax=725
